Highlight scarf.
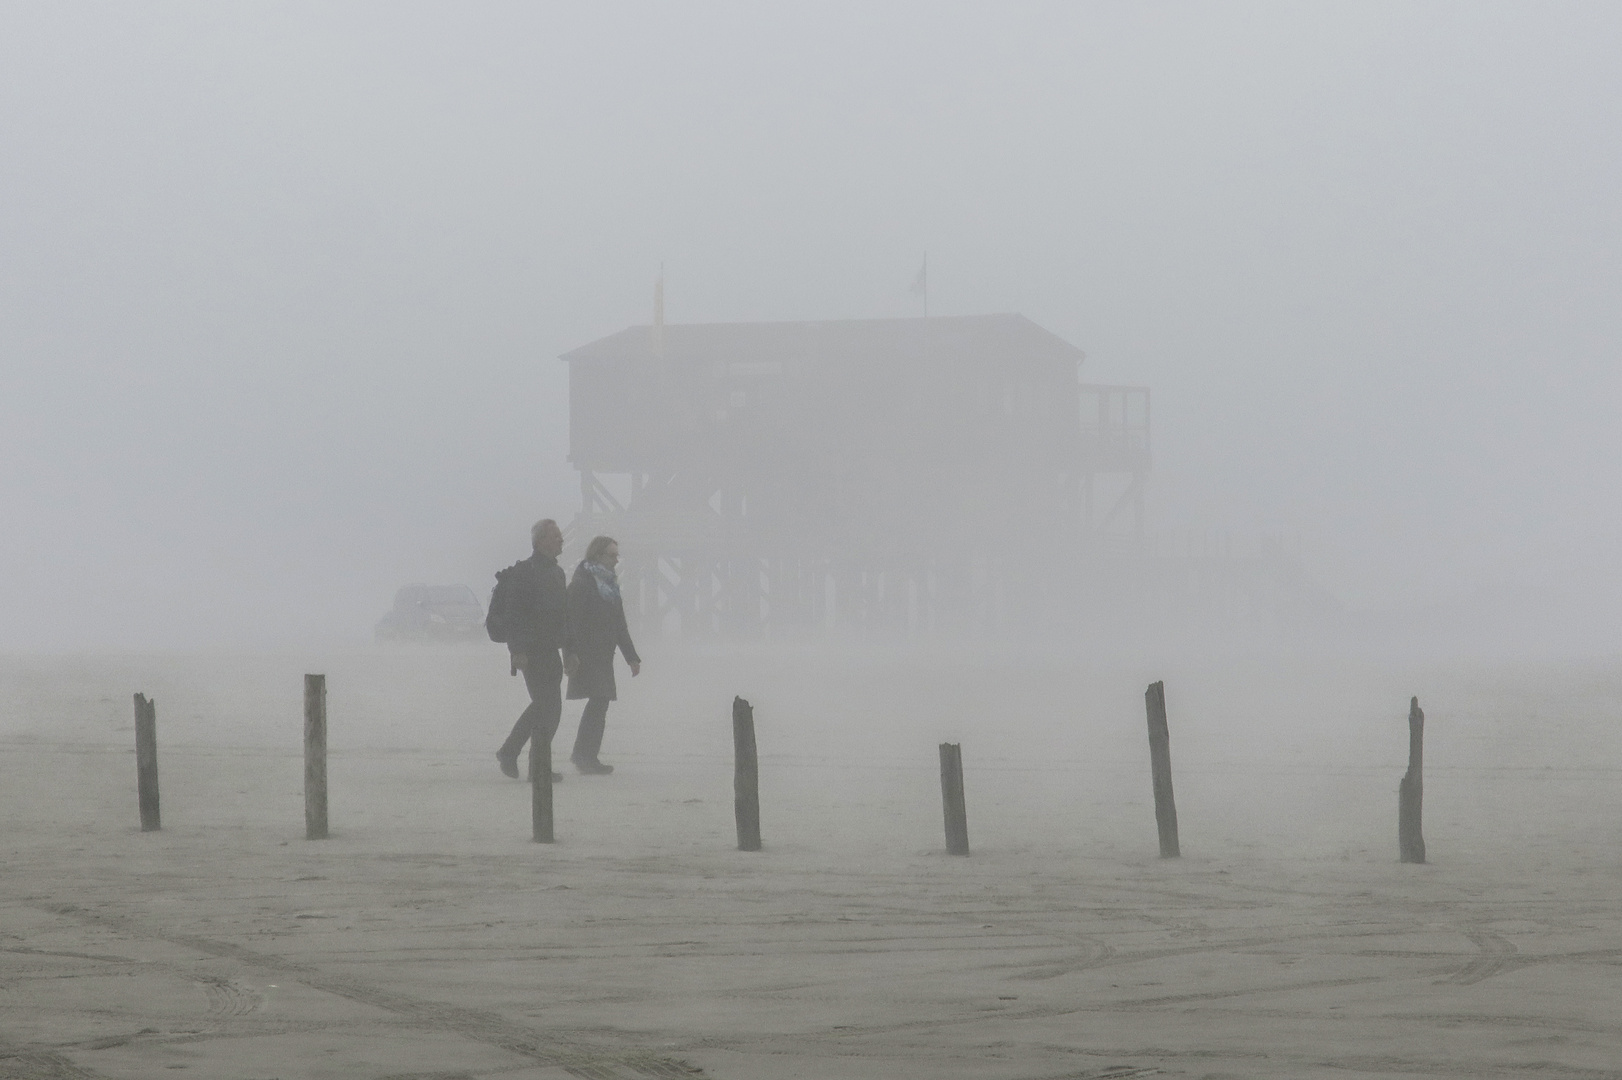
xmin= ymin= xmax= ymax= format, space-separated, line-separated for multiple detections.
xmin=584 ymin=560 xmax=620 ymax=604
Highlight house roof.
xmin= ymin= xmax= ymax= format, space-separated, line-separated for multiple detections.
xmin=559 ymin=313 xmax=1085 ymax=367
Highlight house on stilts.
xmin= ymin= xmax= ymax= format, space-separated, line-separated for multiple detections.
xmin=560 ymin=313 xmax=1150 ymax=636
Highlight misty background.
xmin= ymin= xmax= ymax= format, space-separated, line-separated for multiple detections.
xmin=2 ymin=2 xmax=1619 ymax=654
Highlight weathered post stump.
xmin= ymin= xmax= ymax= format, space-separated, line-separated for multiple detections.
xmin=133 ymin=693 xmax=160 ymax=831
xmin=1398 ymin=696 xmax=1426 ymax=864
xmin=303 ymin=674 xmax=328 ymax=840
xmin=531 ymin=735 xmax=554 ymax=843
xmin=733 ymin=696 xmax=761 ymax=851
xmin=1144 ymin=681 xmax=1180 ymax=858
xmin=939 ymin=742 xmax=969 ymax=856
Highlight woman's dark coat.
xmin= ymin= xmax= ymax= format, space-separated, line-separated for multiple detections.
xmin=565 ymin=562 xmax=640 ymax=701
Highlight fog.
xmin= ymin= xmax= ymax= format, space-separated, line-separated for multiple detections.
xmin=4 ymin=2 xmax=1622 ymax=654
xmin=7 ymin=10 xmax=1622 ymax=1075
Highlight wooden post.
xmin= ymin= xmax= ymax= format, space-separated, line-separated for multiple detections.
xmin=1144 ymin=681 xmax=1180 ymax=858
xmin=531 ymin=734 xmax=554 ymax=843
xmin=303 ymin=674 xmax=328 ymax=840
xmin=133 ymin=693 xmax=160 ymax=832
xmin=1398 ymin=696 xmax=1426 ymax=864
xmin=939 ymin=742 xmax=969 ymax=856
xmin=733 ymin=696 xmax=762 ymax=851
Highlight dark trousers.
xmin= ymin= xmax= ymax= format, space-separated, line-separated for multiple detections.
xmin=571 ymin=697 xmax=611 ymax=763
xmin=498 ymin=649 xmax=563 ymax=761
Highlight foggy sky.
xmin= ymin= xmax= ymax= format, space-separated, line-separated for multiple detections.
xmin=3 ymin=2 xmax=1620 ymax=652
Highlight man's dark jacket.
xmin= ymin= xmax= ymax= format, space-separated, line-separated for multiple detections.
xmin=491 ymin=553 xmax=573 ymax=657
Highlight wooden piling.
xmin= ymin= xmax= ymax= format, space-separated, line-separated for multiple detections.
xmin=1398 ymin=696 xmax=1426 ymax=864
xmin=939 ymin=742 xmax=969 ymax=856
xmin=303 ymin=674 xmax=328 ymax=840
xmin=133 ymin=693 xmax=160 ymax=831
xmin=733 ymin=696 xmax=761 ymax=851
xmin=531 ymin=735 xmax=554 ymax=843
xmin=1144 ymin=681 xmax=1180 ymax=858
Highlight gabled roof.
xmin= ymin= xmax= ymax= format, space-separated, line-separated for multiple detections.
xmin=559 ymin=313 xmax=1085 ymax=367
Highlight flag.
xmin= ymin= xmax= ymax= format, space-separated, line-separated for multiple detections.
xmin=909 ymin=257 xmax=927 ymax=296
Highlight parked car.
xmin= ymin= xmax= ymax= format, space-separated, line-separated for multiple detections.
xmin=374 ymin=584 xmax=485 ymax=642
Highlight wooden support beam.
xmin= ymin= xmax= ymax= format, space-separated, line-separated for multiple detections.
xmin=939 ymin=742 xmax=970 ymax=856
xmin=733 ymin=697 xmax=761 ymax=851
xmin=1100 ymin=471 xmax=1145 ymax=529
xmin=304 ymin=674 xmax=328 ymax=840
xmin=1399 ymin=697 xmax=1426 ymax=864
xmin=531 ymin=735 xmax=554 ymax=843
xmin=1144 ymin=681 xmax=1180 ymax=858
xmin=133 ymin=693 xmax=159 ymax=832
xmin=587 ymin=471 xmax=625 ymax=513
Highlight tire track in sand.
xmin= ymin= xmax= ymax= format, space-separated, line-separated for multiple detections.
xmin=198 ymin=976 xmax=264 ymax=1018
xmin=35 ymin=902 xmax=705 ymax=1080
xmin=0 ymin=1033 xmax=109 ymax=1080
xmin=1444 ymin=928 xmax=1520 ymax=986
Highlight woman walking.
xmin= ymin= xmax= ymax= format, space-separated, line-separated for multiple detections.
xmin=564 ymin=535 xmax=641 ymax=774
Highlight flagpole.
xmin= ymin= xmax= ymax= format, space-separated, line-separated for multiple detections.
xmin=653 ymin=262 xmax=665 ymax=358
xmin=909 ymin=254 xmax=929 ymax=318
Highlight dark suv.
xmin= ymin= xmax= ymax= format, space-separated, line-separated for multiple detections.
xmin=374 ymin=584 xmax=485 ymax=642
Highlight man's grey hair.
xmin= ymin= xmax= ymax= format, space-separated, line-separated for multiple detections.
xmin=531 ymin=518 xmax=559 ymax=546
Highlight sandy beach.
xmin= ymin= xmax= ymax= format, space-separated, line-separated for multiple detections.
xmin=2 ymin=644 xmax=1620 ymax=1079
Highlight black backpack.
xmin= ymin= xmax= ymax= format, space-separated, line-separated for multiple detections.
xmin=485 ymin=565 xmax=518 ymax=643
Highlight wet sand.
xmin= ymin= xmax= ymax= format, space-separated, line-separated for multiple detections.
xmin=3 ymin=645 xmax=1620 ymax=1079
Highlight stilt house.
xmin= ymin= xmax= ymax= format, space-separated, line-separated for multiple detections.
xmin=562 ymin=313 xmax=1148 ymax=635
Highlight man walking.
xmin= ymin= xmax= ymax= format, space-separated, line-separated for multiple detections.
xmin=490 ymin=519 xmax=574 ymax=781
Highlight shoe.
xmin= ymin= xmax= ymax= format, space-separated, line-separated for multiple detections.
xmin=497 ymin=751 xmax=519 ymax=779
xmin=573 ymin=758 xmax=614 ymax=775
xmin=527 ymin=768 xmax=564 ymax=783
